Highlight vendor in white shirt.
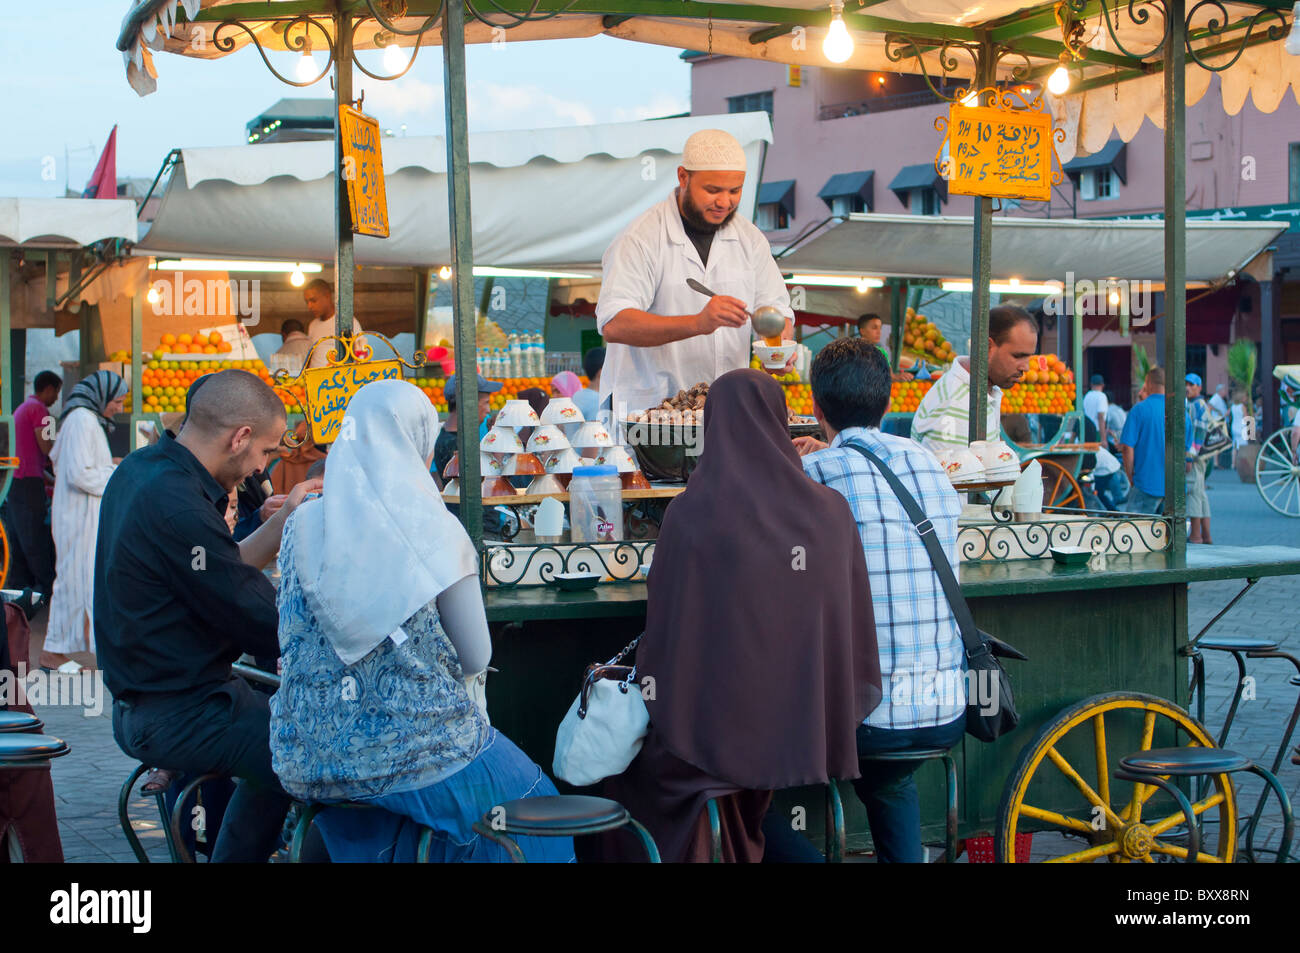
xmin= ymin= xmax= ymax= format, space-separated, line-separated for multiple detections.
xmin=911 ymin=305 xmax=1037 ymax=456
xmin=302 ymin=278 xmax=367 ymax=369
xmin=595 ymin=129 xmax=793 ymax=418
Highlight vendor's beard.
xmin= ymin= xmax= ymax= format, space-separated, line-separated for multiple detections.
xmin=679 ymin=188 xmax=737 ymax=232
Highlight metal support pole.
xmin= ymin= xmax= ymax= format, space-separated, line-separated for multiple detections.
xmin=333 ymin=11 xmax=355 ymax=355
xmin=1073 ymin=308 xmax=1084 ymax=415
xmin=1164 ymin=0 xmax=1187 ymax=555
xmin=131 ymin=292 xmax=143 ymax=447
xmin=0 ymin=254 xmax=10 ymax=421
xmin=444 ymin=0 xmax=482 ymax=551
xmin=413 ymin=267 xmax=430 ymax=357
xmin=889 ymin=280 xmax=903 ymax=369
xmin=967 ymin=37 xmax=995 ymax=443
xmin=1259 ymin=274 xmax=1278 ymax=437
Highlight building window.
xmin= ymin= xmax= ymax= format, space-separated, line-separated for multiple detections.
xmin=1079 ymin=168 xmax=1120 ymax=201
xmin=829 ymin=195 xmax=866 ymax=217
xmin=757 ymin=203 xmax=789 ymax=231
xmin=1290 ymin=143 xmax=1300 ymax=203
xmin=910 ymin=189 xmax=939 ymax=215
xmin=728 ymin=91 xmax=774 ymax=124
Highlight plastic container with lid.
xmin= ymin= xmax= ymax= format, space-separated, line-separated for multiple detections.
xmin=568 ymin=465 xmax=623 ymax=543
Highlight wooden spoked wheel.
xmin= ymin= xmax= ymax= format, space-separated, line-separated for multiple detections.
xmin=1255 ymin=427 xmax=1300 ymax=518
xmin=1022 ymin=457 xmax=1085 ymax=510
xmin=996 ymin=693 xmax=1236 ymax=863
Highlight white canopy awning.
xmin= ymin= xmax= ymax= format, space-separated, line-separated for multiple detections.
xmin=117 ymin=0 xmax=1300 ymax=158
xmin=777 ymin=213 xmax=1288 ymax=284
xmin=0 ymin=198 xmax=139 ymax=248
xmin=137 ymin=112 xmax=772 ymax=271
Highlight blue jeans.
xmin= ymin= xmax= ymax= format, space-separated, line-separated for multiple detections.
xmin=1124 ymin=486 xmax=1164 ymax=515
xmin=1093 ymin=469 xmax=1130 ymax=511
xmin=852 ymin=716 xmax=965 ymax=863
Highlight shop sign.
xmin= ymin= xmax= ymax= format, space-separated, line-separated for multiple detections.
xmin=339 ymin=105 xmax=390 ymax=238
xmin=938 ymin=92 xmax=1058 ymax=203
xmin=302 ymin=359 xmax=401 ymax=443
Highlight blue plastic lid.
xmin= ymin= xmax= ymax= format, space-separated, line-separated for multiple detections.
xmin=572 ymin=465 xmax=618 ymax=477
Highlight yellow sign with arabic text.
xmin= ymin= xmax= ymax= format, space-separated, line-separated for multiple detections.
xmin=303 ymin=359 xmax=401 ymax=443
xmin=339 ymin=105 xmax=390 ymax=237
xmin=943 ymin=104 xmax=1052 ymax=203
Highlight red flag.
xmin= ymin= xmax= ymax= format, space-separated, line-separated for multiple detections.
xmin=82 ymin=126 xmax=118 ymax=199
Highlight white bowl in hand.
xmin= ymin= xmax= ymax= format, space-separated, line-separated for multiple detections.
xmin=753 ymin=339 xmax=797 ymax=369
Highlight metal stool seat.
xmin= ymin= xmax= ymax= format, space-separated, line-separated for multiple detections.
xmin=860 ymin=747 xmax=959 ymax=863
xmin=1115 ymin=747 xmax=1293 ymax=863
xmin=0 ymin=733 xmax=69 ymax=764
xmin=472 ymin=795 xmax=660 ymax=862
xmin=0 ymin=711 xmax=42 ymax=733
xmin=1195 ymin=636 xmax=1280 ymax=653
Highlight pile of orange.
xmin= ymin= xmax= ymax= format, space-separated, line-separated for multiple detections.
xmin=139 ymin=356 xmax=294 ymax=414
xmin=889 ymin=378 xmax=935 ymax=414
xmin=1003 ymin=354 xmax=1077 ymax=415
xmin=157 ymin=331 xmax=233 ymax=356
xmin=902 ymin=309 xmax=955 ymax=365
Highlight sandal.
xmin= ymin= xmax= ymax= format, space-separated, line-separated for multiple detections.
xmin=141 ymin=768 xmax=179 ymax=794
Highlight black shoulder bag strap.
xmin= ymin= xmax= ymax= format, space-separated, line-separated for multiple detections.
xmin=841 ymin=440 xmax=982 ymax=655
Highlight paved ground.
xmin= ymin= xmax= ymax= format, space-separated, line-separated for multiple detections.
xmin=18 ymin=466 xmax=1300 ymax=863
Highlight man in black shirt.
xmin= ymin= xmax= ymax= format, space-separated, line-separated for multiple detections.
xmin=97 ymin=369 xmax=321 ymax=862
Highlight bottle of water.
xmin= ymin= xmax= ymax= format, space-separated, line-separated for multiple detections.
xmin=508 ymin=334 xmax=522 ymax=379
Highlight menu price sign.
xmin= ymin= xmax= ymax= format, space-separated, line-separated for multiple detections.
xmin=339 ymin=105 xmax=390 ymax=238
xmin=944 ymin=104 xmax=1052 ymax=203
xmin=302 ymin=359 xmax=401 ymax=443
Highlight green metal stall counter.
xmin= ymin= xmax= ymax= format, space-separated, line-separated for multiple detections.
xmin=481 ymin=545 xmax=1300 ymax=858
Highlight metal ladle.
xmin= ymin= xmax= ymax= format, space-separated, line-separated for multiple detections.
xmin=685 ymin=279 xmax=786 ymax=340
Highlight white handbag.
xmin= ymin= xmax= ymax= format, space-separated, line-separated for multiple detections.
xmin=552 ymin=636 xmax=649 ymax=787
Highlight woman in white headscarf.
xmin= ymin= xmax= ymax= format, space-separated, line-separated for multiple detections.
xmin=269 ymin=379 xmax=572 ymax=862
xmin=41 ymin=370 xmax=129 ymax=673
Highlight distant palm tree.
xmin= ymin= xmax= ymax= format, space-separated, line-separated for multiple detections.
xmin=1227 ymin=338 xmax=1257 ymax=422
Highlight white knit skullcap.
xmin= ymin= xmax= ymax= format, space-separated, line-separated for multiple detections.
xmin=681 ymin=129 xmax=747 ymax=172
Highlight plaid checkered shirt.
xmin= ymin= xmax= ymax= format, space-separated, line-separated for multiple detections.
xmin=802 ymin=426 xmax=966 ymax=729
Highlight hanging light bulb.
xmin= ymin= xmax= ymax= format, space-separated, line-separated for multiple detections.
xmin=438 ymin=265 xmax=453 ymax=280
xmin=295 ymin=49 xmax=316 ymax=82
xmin=1047 ymin=54 xmax=1071 ymax=95
xmin=823 ymin=2 xmax=854 ymax=64
xmin=383 ymin=36 xmax=405 ymax=72
xmin=290 ymin=265 xmax=306 ymax=288
xmin=146 ymin=285 xmax=161 ymax=305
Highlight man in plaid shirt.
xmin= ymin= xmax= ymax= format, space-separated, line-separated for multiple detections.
xmin=796 ymin=337 xmax=965 ymax=863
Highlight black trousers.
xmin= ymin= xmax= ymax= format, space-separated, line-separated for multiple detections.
xmin=2 ymin=478 xmax=54 ymax=592
xmin=112 ymin=678 xmax=292 ymax=863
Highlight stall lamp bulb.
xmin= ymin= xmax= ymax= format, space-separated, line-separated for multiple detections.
xmin=1047 ymin=64 xmax=1071 ymax=96
xmin=295 ymin=51 xmax=317 ymax=82
xmin=823 ymin=4 xmax=854 ymax=64
xmin=383 ymin=41 xmax=405 ymax=72
xmin=290 ymin=266 xmax=306 ymax=288
xmin=146 ymin=286 xmax=161 ymax=305
xmin=855 ymin=278 xmax=873 ymax=294
xmin=960 ymin=90 xmax=979 ymax=107
xmin=1108 ymin=290 xmax=1121 ymax=306
xmin=438 ymin=266 xmax=454 ymax=280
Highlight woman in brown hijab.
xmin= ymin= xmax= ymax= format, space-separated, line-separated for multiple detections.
xmin=604 ymin=368 xmax=882 ymax=862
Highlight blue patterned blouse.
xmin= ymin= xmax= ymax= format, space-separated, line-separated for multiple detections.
xmin=269 ymin=516 xmax=491 ymax=802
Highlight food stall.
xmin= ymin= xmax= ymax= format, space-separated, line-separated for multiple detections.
xmin=115 ymin=0 xmax=1300 ymax=861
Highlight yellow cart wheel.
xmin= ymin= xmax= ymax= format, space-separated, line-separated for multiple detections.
xmin=996 ymin=692 xmax=1237 ymax=862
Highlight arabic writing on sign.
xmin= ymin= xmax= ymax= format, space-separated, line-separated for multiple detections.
xmin=339 ymin=106 xmax=390 ymax=238
xmin=303 ymin=360 xmax=402 ymax=443
xmin=945 ymin=104 xmax=1052 ymax=202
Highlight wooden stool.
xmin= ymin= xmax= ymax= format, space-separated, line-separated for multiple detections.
xmin=0 ymin=711 xmax=42 ymax=733
xmin=859 ymin=747 xmax=959 ymax=863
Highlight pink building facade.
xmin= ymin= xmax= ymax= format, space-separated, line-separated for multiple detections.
xmin=687 ymin=53 xmax=1300 ymax=427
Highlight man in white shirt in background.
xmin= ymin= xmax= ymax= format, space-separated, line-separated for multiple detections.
xmin=595 ymin=128 xmax=793 ymax=419
xmin=1082 ymin=374 xmax=1109 ymax=447
xmin=1208 ymin=382 xmax=1229 ymax=419
xmin=271 ymin=319 xmax=312 ymax=376
xmin=910 ymin=305 xmax=1038 ymax=457
xmin=302 ymin=279 xmax=367 ymax=370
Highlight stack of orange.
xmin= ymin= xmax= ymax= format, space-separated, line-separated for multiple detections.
xmin=1002 ymin=354 xmax=1077 ymax=415
xmin=902 ymin=309 xmax=956 ymax=365
xmin=141 ymin=354 xmax=292 ymax=414
xmin=888 ymin=378 xmax=935 ymax=414
xmin=157 ymin=331 xmax=233 ymax=356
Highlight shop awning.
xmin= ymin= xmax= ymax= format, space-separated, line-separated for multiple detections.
xmin=757 ymin=179 xmax=797 ymax=217
xmin=1063 ymin=140 xmax=1128 ymax=185
xmin=888 ymin=165 xmax=946 ymax=205
xmin=136 ymin=112 xmax=772 ymax=270
xmin=776 ymin=213 xmax=1288 ymax=283
xmin=818 ymin=171 xmax=874 ymax=211
xmin=0 ymin=198 xmax=138 ymax=248
xmin=116 ymin=1 xmax=1300 ymax=163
